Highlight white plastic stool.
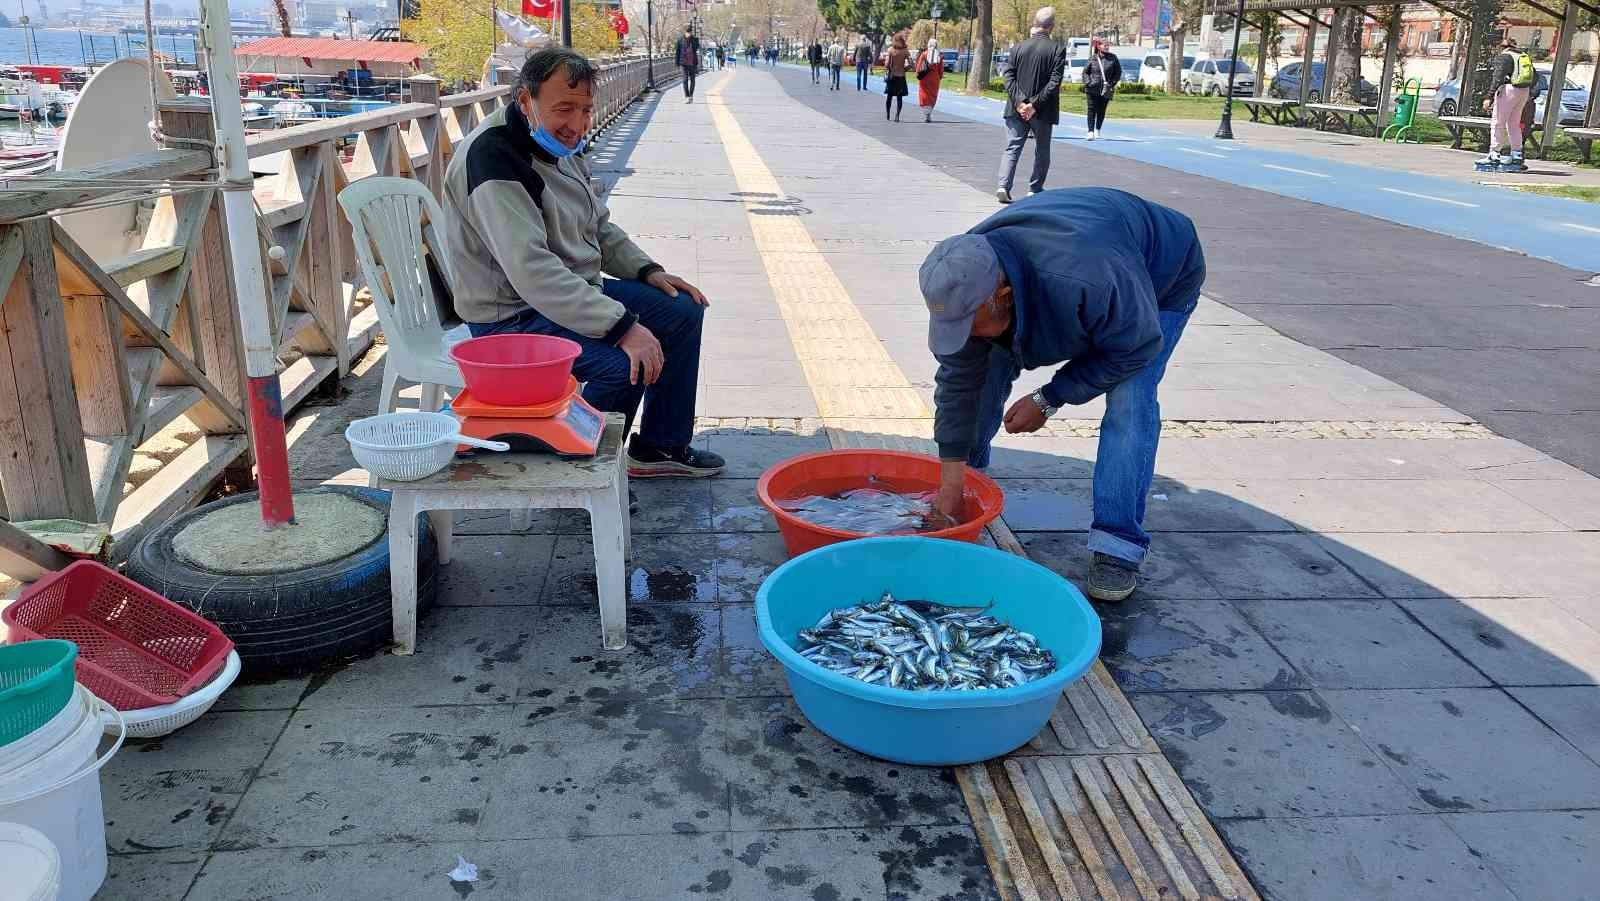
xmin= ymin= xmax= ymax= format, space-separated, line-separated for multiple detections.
xmin=380 ymin=414 xmax=631 ymax=654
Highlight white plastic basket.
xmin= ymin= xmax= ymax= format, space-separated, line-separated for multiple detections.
xmin=344 ymin=412 xmax=509 ymax=481
xmin=104 ymin=650 xmax=241 ymax=739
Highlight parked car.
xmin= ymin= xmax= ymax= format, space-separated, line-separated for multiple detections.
xmin=1431 ymin=68 xmax=1589 ymax=125
xmin=1183 ymin=57 xmax=1255 ymax=96
xmin=1268 ymin=61 xmax=1379 ymax=105
xmin=1139 ymin=52 xmax=1195 ymax=89
xmin=940 ymin=49 xmax=960 ymax=72
xmin=1065 ymin=57 xmax=1089 ymax=83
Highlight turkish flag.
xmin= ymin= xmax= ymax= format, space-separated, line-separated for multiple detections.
xmin=522 ymin=0 xmax=560 ymax=17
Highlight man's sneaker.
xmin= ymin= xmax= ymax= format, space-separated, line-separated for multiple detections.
xmin=627 ymin=439 xmax=725 ymax=479
xmin=996 ymin=187 xmax=1012 ymax=204
xmin=1086 ymin=552 xmax=1139 ymax=602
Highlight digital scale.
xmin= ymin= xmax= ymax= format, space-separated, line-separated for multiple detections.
xmin=449 ymin=377 xmax=604 ymax=458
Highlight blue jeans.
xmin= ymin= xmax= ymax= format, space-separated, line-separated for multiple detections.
xmin=468 ymin=279 xmax=703 ymax=450
xmin=970 ymin=304 xmax=1195 ymax=567
xmin=856 ymin=62 xmax=869 ymax=90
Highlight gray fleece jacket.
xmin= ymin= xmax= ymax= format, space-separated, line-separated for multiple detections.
xmin=441 ymin=102 xmax=660 ymax=341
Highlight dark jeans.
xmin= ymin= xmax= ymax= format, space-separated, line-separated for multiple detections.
xmin=829 ymin=64 xmax=842 ymax=89
xmin=855 ymin=61 xmax=869 ymax=89
xmin=682 ymin=65 xmax=696 ymax=97
xmin=998 ymin=115 xmax=1054 ymax=193
xmin=467 ymin=279 xmax=704 ymax=451
xmin=1087 ymin=92 xmax=1111 ymax=131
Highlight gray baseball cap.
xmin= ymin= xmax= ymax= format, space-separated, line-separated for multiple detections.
xmin=920 ymin=234 xmax=1003 ymax=356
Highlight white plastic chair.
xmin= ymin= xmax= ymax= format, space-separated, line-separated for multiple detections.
xmin=338 ymin=176 xmax=465 ymax=418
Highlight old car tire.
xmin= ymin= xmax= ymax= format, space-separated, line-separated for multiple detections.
xmin=124 ymin=486 xmax=438 ymax=671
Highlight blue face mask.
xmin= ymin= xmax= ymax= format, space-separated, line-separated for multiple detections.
xmin=525 ymin=103 xmax=586 ymax=158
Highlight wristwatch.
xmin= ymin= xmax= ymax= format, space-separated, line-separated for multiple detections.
xmin=1030 ymin=388 xmax=1059 ymax=418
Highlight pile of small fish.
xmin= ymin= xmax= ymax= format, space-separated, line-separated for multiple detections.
xmin=777 ymin=487 xmax=942 ymax=535
xmin=796 ymin=593 xmax=1056 ymax=691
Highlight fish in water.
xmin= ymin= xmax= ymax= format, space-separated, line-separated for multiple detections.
xmin=795 ymin=593 xmax=1057 ymax=691
xmin=778 ymin=487 xmax=944 ymax=535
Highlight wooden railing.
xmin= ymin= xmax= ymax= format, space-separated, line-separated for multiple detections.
xmin=0 ymin=57 xmax=665 ymax=566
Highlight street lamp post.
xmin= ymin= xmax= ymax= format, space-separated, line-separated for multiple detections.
xmin=931 ymin=2 xmax=941 ymax=42
xmin=1213 ymin=0 xmax=1247 ymax=139
xmin=646 ymin=0 xmax=655 ymax=87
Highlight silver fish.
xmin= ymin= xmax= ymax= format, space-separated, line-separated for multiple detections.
xmin=795 ymin=592 xmax=1058 ymax=691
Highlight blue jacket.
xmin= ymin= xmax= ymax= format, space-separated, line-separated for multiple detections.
xmin=933 ymin=188 xmax=1205 ymax=461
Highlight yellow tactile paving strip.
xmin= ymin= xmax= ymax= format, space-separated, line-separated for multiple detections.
xmin=705 ymin=75 xmax=1257 ymax=901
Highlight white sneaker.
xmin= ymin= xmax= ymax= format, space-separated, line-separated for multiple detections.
xmin=1087 ymin=130 xmax=1098 ymax=141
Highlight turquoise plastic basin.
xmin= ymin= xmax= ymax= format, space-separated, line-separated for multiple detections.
xmin=755 ymin=536 xmax=1102 ymax=765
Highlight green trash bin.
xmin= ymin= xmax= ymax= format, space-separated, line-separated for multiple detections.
xmin=1383 ymin=78 xmax=1423 ymax=143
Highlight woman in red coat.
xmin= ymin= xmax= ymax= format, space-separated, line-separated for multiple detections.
xmin=916 ymin=38 xmax=945 ymax=122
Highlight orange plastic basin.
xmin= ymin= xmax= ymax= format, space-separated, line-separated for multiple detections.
xmin=756 ymin=449 xmax=1005 ymax=557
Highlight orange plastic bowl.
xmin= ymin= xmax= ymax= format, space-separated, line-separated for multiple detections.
xmin=449 ymin=334 xmax=582 ymax=406
xmin=756 ymin=449 xmax=1005 ymax=557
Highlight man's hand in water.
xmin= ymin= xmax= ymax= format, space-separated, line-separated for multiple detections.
xmin=934 ymin=459 xmax=966 ymax=527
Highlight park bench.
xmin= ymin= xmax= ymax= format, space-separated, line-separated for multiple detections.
xmin=1305 ymin=103 xmax=1379 ymax=136
xmin=1438 ymin=115 xmax=1542 ymax=152
xmin=1565 ymin=126 xmax=1600 ymax=164
xmin=1237 ymin=96 xmax=1298 ymax=125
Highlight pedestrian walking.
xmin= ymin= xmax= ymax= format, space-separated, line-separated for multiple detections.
xmin=854 ymin=36 xmax=874 ymax=90
xmin=884 ymin=34 xmax=911 ymax=121
xmin=675 ymin=25 xmax=701 ymax=103
xmin=1478 ymin=37 xmax=1535 ymax=172
xmin=996 ymin=7 xmax=1066 ymax=203
xmin=920 ymin=188 xmax=1205 ymax=600
xmin=716 ymin=46 xmax=726 ymax=70
xmin=916 ymin=38 xmax=945 ymax=122
xmin=1081 ymin=39 xmax=1121 ymax=140
xmin=809 ymin=41 xmax=824 ymax=84
xmin=828 ymin=39 xmax=846 ymax=90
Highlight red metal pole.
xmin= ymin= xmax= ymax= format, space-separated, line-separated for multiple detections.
xmin=247 ymin=376 xmax=296 ymax=525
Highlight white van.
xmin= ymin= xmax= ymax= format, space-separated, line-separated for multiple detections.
xmin=1064 ymin=37 xmax=1092 ymax=58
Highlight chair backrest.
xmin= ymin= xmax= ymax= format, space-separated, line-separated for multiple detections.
xmin=337 ymin=176 xmax=457 ymax=375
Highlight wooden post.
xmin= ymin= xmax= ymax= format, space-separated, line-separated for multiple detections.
xmin=160 ymin=99 xmax=247 ymax=435
xmin=1256 ymin=14 xmax=1270 ymax=98
xmin=0 ymin=222 xmax=96 ymax=520
xmin=1298 ymin=13 xmax=1319 ymax=124
xmin=1539 ymin=0 xmax=1577 ymax=159
xmin=408 ymin=75 xmax=445 ymax=197
xmin=1377 ymin=5 xmax=1402 ymax=131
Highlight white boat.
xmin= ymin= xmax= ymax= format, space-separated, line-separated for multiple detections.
xmin=241 ymin=101 xmax=275 ymax=129
xmin=272 ymin=99 xmax=320 ymax=126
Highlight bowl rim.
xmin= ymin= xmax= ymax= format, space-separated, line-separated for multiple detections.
xmin=754 ymin=448 xmax=1004 ymax=542
xmin=448 ymin=333 xmax=583 ymax=369
xmin=755 ymin=535 xmax=1102 ymax=710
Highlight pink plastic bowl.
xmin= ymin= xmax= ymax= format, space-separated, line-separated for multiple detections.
xmin=449 ymin=334 xmax=583 ymax=406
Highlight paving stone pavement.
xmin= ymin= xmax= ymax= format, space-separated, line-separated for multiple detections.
xmin=101 ymin=70 xmax=1600 ymax=900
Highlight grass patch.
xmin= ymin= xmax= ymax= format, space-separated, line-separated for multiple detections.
xmin=934 ymin=72 xmax=1227 ymax=120
xmin=1503 ymin=184 xmax=1600 ymax=203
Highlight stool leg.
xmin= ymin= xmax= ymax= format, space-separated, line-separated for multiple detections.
xmin=420 ymin=381 xmax=443 ymax=413
xmin=615 ymin=453 xmax=631 ymax=563
xmin=589 ymin=489 xmax=629 ymax=651
xmin=427 ymin=509 xmax=453 ymax=565
xmin=388 ymin=492 xmax=420 ymax=655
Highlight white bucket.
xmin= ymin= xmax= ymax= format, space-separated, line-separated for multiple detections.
xmin=0 ymin=694 xmax=125 ymax=901
xmin=0 ymin=822 xmax=61 ymax=901
xmin=0 ymin=684 xmax=91 ymax=774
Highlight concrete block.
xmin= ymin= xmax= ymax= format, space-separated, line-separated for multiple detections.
xmin=1238 ymin=478 xmax=1566 ymax=533
xmin=725 ymin=695 xmax=967 ymax=831
xmin=1167 ymin=532 xmax=1380 ymax=599
xmin=435 ymin=534 xmax=558 ymax=607
xmin=103 ymin=851 xmax=207 ymax=901
xmin=543 ymin=534 xmax=716 ymax=606
xmin=1238 ymin=599 xmax=1489 ymax=689
xmin=703 ymin=431 xmax=830 ymax=478
xmin=1323 ymin=688 xmax=1600 ymax=810
xmin=1507 ymin=687 xmax=1600 ymax=765
xmin=102 ymin=710 xmax=292 ymax=853
xmin=1315 ymin=532 xmax=1600 ymax=599
xmin=1099 ymin=597 xmax=1305 ymax=692
xmin=1220 ymin=815 xmax=1517 ymax=901
xmin=1019 ymin=531 xmax=1220 ymax=600
xmin=1400 ymin=597 xmax=1600 ymax=686
xmin=1131 ymin=690 xmax=1426 ymax=818
xmin=1444 ymin=810 xmax=1600 ymax=900
xmin=709 ymin=479 xmax=776 ymax=532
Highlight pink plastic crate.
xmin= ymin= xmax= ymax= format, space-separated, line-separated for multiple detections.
xmin=3 ymin=560 xmax=234 ymax=710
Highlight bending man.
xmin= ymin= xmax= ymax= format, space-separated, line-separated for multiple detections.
xmin=922 ymin=188 xmax=1205 ymax=600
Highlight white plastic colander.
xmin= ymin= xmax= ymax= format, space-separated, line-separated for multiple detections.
xmin=345 ymin=412 xmax=510 ymax=481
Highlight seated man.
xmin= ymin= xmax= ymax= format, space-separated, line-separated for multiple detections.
xmin=921 ymin=188 xmax=1205 ymax=601
xmin=442 ymin=48 xmax=723 ymax=479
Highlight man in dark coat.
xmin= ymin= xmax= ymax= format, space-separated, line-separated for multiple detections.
xmin=674 ymin=26 xmax=700 ymax=102
xmin=996 ymin=6 xmax=1066 ymax=203
xmin=921 ymin=188 xmax=1206 ymax=601
xmin=808 ymin=41 xmax=825 ymax=83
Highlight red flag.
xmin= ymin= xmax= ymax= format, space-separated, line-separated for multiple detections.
xmin=522 ymin=0 xmax=560 ymax=17
xmin=609 ymin=9 xmax=629 ymax=36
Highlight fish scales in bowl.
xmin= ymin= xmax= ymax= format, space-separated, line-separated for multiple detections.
xmin=796 ymin=592 xmax=1058 ymax=691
